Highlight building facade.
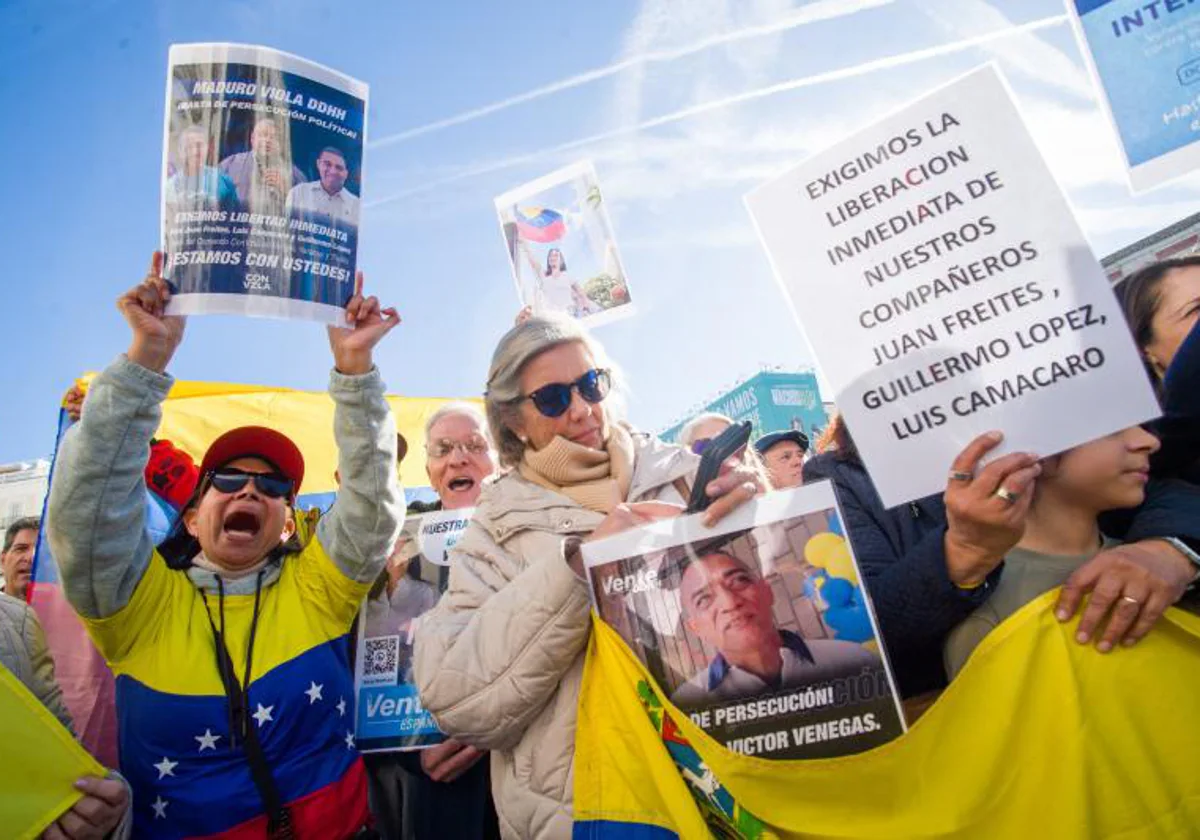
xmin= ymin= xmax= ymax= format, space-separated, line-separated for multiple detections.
xmin=659 ymin=370 xmax=828 ymax=444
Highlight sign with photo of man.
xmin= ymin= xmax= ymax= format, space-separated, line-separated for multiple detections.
xmin=160 ymin=43 xmax=368 ymax=324
xmin=583 ymin=483 xmax=905 ymax=760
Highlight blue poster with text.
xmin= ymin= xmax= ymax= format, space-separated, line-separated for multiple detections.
xmin=1073 ymin=0 xmax=1200 ymax=189
xmin=160 ymin=44 xmax=368 ymax=323
xmin=353 ymin=508 xmax=472 ymax=752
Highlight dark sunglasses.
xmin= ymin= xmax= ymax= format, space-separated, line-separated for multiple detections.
xmin=208 ymin=468 xmax=294 ymax=499
xmin=521 ymin=368 xmax=612 ymax=418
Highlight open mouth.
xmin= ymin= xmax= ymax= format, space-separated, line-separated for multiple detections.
xmin=447 ymin=477 xmax=476 ymax=493
xmin=222 ymin=510 xmax=262 ymax=541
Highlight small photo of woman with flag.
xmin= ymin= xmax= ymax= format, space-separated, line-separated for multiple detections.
xmin=496 ymin=160 xmax=636 ymax=327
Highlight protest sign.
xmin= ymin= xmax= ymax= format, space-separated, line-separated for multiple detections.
xmin=745 ymin=64 xmax=1160 ymax=507
xmin=0 ymin=665 xmax=105 ymax=840
xmin=160 ymin=44 xmax=368 ymax=324
xmin=583 ymin=483 xmax=905 ymax=760
xmin=495 ymin=161 xmax=635 ymax=326
xmin=353 ymin=507 xmax=471 ymax=752
xmin=1068 ymin=0 xmax=1200 ymax=192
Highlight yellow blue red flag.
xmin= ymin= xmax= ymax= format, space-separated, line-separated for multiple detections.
xmin=574 ymin=592 xmax=1200 ymax=839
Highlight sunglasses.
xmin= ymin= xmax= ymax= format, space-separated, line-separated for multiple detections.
xmin=208 ymin=468 xmax=294 ymax=499
xmin=521 ymin=368 xmax=612 ymax=418
xmin=426 ymin=437 xmax=490 ymax=460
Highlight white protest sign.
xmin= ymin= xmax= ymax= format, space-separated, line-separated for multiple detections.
xmin=745 ymin=64 xmax=1159 ymax=507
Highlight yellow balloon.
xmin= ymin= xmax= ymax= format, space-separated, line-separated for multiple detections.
xmin=826 ymin=545 xmax=859 ymax=586
xmin=804 ymin=532 xmax=844 ymax=569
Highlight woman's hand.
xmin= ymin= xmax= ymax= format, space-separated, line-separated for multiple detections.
xmin=420 ymin=739 xmax=486 ymax=783
xmin=117 ymin=251 xmax=186 ymax=373
xmin=1055 ymin=539 xmax=1196 ymax=652
xmin=327 ymin=272 xmax=401 ymax=375
xmin=63 ymin=384 xmax=86 ymax=423
xmin=701 ymin=464 xmax=767 ymax=528
xmin=943 ymin=431 xmax=1041 ymax=587
xmin=572 ymin=501 xmax=683 ymax=575
xmin=41 ymin=776 xmax=128 ymax=840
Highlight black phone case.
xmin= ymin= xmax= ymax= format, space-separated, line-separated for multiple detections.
xmin=686 ymin=420 xmax=753 ymax=513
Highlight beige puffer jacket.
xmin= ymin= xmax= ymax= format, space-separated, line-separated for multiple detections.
xmin=413 ymin=431 xmax=696 ymax=839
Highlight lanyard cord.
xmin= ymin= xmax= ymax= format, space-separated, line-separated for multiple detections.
xmin=200 ymin=569 xmax=266 ymax=746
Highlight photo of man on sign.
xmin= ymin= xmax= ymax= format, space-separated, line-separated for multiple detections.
xmin=669 ymin=538 xmax=878 ymax=707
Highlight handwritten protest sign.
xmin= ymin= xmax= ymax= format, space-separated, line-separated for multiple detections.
xmin=583 ymin=483 xmax=905 ymax=760
xmin=1068 ymin=0 xmax=1200 ymax=192
xmin=746 ymin=65 xmax=1159 ymax=507
xmin=161 ymin=44 xmax=367 ymax=324
xmin=353 ymin=508 xmax=471 ymax=752
xmin=495 ymin=161 xmax=636 ymax=327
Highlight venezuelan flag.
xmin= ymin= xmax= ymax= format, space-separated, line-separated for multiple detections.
xmin=515 ymin=205 xmax=566 ymax=243
xmin=28 ymin=374 xmax=482 ymax=769
xmin=574 ymin=594 xmax=1200 ymax=838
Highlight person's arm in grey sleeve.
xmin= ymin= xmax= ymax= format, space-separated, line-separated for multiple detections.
xmin=46 ymin=356 xmax=171 ymax=619
xmin=19 ymin=600 xmax=75 ymax=733
xmin=316 ymin=366 xmax=404 ymax=583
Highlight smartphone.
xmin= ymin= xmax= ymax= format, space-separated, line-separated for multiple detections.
xmin=686 ymin=420 xmax=752 ymax=514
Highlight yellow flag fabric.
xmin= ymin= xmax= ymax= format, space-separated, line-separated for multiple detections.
xmin=0 ymin=665 xmax=104 ymax=840
xmin=574 ymin=592 xmax=1200 ymax=839
xmin=77 ymin=372 xmax=482 ymax=495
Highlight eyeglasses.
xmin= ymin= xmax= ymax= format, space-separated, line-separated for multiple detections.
xmin=427 ymin=437 xmax=490 ymax=459
xmin=208 ymin=468 xmax=294 ymax=499
xmin=691 ymin=438 xmax=713 ymax=455
xmin=520 ymin=369 xmax=611 ymax=418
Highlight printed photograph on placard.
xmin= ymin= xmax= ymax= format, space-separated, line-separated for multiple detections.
xmin=161 ymin=43 xmax=368 ymax=324
xmin=353 ymin=508 xmax=471 ymax=753
xmin=495 ymin=161 xmax=635 ymax=327
xmin=583 ymin=483 xmax=905 ymax=760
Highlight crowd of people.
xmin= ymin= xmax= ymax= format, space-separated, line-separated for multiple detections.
xmin=1 ymin=251 xmax=1198 ymax=839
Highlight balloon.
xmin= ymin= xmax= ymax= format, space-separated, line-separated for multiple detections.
xmin=823 ymin=604 xmax=874 ymax=643
xmin=804 ymin=532 xmax=845 ymax=569
xmin=821 ymin=577 xmax=854 ymax=608
xmin=825 ymin=546 xmax=860 ymax=586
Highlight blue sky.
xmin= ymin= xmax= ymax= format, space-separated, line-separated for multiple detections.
xmin=3 ymin=0 xmax=1199 ymax=463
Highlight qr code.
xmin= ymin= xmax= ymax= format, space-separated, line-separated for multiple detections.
xmin=362 ymin=636 xmax=400 ymax=686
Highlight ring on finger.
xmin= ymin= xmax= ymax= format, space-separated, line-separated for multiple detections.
xmin=948 ymin=470 xmax=973 ymax=482
xmin=1119 ymin=594 xmax=1141 ymax=608
xmin=993 ymin=486 xmax=1019 ymax=504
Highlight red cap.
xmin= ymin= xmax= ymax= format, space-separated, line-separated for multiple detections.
xmin=200 ymin=426 xmax=305 ymax=492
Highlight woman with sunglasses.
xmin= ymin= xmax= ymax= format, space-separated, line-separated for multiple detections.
xmin=413 ymin=315 xmax=762 ymax=840
xmin=45 ymin=253 xmax=403 ymax=839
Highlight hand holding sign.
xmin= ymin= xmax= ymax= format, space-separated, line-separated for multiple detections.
xmin=327 ymin=271 xmax=401 ymax=376
xmin=943 ymin=431 xmax=1040 ymax=587
xmin=118 ymin=251 xmax=187 ymax=373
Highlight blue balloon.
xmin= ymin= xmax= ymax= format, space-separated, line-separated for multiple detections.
xmin=821 ymin=577 xmax=854 ymax=608
xmin=824 ymin=605 xmax=873 ymax=643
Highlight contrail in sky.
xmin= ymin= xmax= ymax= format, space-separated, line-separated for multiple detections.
xmin=364 ymin=14 xmax=1068 ymax=209
xmin=368 ymin=0 xmax=897 ymax=149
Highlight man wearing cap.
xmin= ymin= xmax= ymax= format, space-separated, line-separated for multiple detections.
xmin=755 ymin=430 xmax=809 ymax=491
xmin=670 ymin=546 xmax=877 ymax=707
xmin=46 ymin=252 xmax=403 ymax=839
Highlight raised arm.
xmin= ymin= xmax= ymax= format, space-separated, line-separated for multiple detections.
xmin=46 ymin=253 xmax=184 ymax=619
xmin=316 ymin=276 xmax=404 ymax=584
